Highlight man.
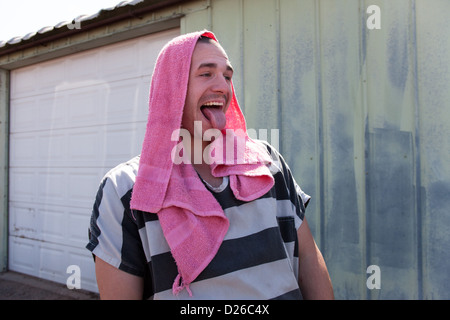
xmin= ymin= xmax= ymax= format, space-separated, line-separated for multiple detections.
xmin=87 ymin=31 xmax=333 ymax=300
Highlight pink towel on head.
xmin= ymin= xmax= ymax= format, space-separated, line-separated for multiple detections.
xmin=130 ymin=30 xmax=274 ymax=296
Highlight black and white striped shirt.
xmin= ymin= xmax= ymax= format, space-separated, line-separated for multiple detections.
xmin=86 ymin=142 xmax=310 ymax=299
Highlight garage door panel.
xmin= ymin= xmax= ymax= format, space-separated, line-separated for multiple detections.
xmin=40 ymin=207 xmax=66 ymax=241
xmin=37 ymin=170 xmax=66 ymax=201
xmin=67 ymin=90 xmax=105 ymax=126
xmin=103 ymin=122 xmax=146 ymax=160
xmin=8 ymin=237 xmax=39 ymax=276
xmin=67 ymin=51 xmax=100 ymax=84
xmin=10 ymin=133 xmax=37 ymax=163
xmin=10 ymin=203 xmax=91 ymax=248
xmin=10 ymin=65 xmax=39 ymax=99
xmin=12 ymin=80 xmax=148 ymax=134
xmin=10 ymin=98 xmax=38 ymax=133
xmin=37 ymin=132 xmax=66 ymax=161
xmin=138 ymin=28 xmax=179 ymax=73
xmin=39 ymin=246 xmax=65 ymax=278
xmin=9 ymin=205 xmax=38 ymax=239
xmin=67 ymin=170 xmax=104 ymax=204
xmin=10 ymin=167 xmax=104 ymax=208
xmin=9 ymin=28 xmax=179 ymax=292
xmin=68 ymin=250 xmax=97 ymax=292
xmin=9 ymin=233 xmax=97 ymax=291
xmin=9 ymin=169 xmax=36 ymax=201
xmin=11 ymin=122 xmax=145 ymax=169
xmin=11 ymin=94 xmax=66 ymax=133
xmin=106 ymin=78 xmax=148 ymax=123
xmin=37 ymin=94 xmax=67 ymax=129
xmin=9 ymin=239 xmax=97 ymax=292
xmin=9 ymin=168 xmax=100 ymax=207
xmin=11 ymin=132 xmax=66 ymax=167
xmin=99 ymin=41 xmax=140 ymax=80
xmin=66 ymin=208 xmax=91 ymax=245
xmin=35 ymin=60 xmax=66 ymax=92
xmin=11 ymin=60 xmax=68 ymax=99
xmin=68 ymin=128 xmax=103 ymax=160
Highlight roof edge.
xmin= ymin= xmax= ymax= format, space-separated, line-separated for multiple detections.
xmin=0 ymin=0 xmax=186 ymax=56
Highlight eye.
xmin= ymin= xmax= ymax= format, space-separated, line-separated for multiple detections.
xmin=200 ymin=72 xmax=211 ymax=78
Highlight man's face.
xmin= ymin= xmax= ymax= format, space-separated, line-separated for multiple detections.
xmin=182 ymin=40 xmax=234 ymax=137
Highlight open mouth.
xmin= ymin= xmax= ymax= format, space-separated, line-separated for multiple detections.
xmin=200 ymin=101 xmax=226 ymax=130
xmin=200 ymin=101 xmax=223 ymax=120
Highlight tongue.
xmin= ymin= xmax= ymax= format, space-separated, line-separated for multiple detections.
xmin=202 ymin=107 xmax=226 ymax=130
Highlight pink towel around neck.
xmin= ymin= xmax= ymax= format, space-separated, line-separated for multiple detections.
xmin=130 ymin=30 xmax=274 ymax=296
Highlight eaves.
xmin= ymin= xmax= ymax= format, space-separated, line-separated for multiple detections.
xmin=0 ymin=0 xmax=188 ymax=69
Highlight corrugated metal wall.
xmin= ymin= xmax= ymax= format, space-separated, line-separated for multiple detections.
xmin=182 ymin=0 xmax=450 ymax=299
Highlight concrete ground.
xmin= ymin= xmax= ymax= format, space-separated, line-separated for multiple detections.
xmin=0 ymin=271 xmax=99 ymax=300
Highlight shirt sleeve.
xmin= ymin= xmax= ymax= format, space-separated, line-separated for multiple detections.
xmin=260 ymin=140 xmax=311 ymax=226
xmin=281 ymin=155 xmax=310 ymax=222
xmin=86 ymin=161 xmax=147 ymax=277
xmin=293 ymin=176 xmax=311 ymax=210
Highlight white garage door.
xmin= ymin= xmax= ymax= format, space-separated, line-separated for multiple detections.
xmin=8 ymin=28 xmax=179 ymax=292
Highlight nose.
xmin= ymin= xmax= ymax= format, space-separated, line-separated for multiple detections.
xmin=211 ymin=74 xmax=230 ymax=95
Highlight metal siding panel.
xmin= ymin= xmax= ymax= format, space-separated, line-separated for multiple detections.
xmin=363 ymin=0 xmax=421 ymax=299
xmin=199 ymin=0 xmax=450 ymax=299
xmin=184 ymin=0 xmax=450 ymax=299
xmin=416 ymin=0 xmax=450 ymax=300
xmin=210 ymin=0 xmax=245 ymax=112
xmin=317 ymin=0 xmax=367 ymax=299
xmin=242 ymin=0 xmax=279 ymax=132
xmin=181 ymin=5 xmax=212 ymax=34
xmin=367 ymin=129 xmax=418 ymax=299
xmin=279 ymin=0 xmax=321 ymax=241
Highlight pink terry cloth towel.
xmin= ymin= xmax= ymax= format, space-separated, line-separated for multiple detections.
xmin=130 ymin=30 xmax=274 ymax=296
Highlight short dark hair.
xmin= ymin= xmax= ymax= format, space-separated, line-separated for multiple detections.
xmin=197 ymin=35 xmax=216 ymax=44
xmin=196 ymin=35 xmax=228 ymax=59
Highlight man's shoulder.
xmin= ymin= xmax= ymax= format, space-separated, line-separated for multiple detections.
xmin=101 ymin=155 xmax=140 ymax=195
xmin=254 ymin=140 xmax=311 ymax=210
xmin=253 ymin=139 xmax=283 ymax=161
xmin=252 ymin=139 xmax=285 ymax=174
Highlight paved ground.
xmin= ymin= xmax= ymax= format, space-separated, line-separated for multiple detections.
xmin=0 ymin=271 xmax=99 ymax=300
